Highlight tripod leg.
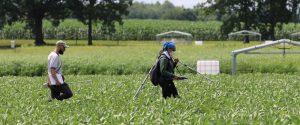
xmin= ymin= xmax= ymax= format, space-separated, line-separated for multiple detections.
xmin=133 ymin=73 xmax=150 ymax=100
xmin=133 ymin=58 xmax=160 ymax=100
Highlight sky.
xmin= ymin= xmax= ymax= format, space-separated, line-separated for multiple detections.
xmin=134 ymin=0 xmax=206 ymax=8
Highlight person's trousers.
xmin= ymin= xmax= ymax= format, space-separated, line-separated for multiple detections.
xmin=49 ymin=83 xmax=73 ymax=101
xmin=159 ymin=80 xmax=179 ymax=98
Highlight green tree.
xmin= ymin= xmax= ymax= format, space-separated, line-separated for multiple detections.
xmin=208 ymin=0 xmax=257 ymax=41
xmin=127 ymin=1 xmax=199 ymax=21
xmin=67 ymin=0 xmax=132 ymax=45
xmin=208 ymin=0 xmax=300 ymax=40
xmin=256 ymin=0 xmax=296 ymax=40
xmin=162 ymin=0 xmax=175 ymax=9
xmin=127 ymin=2 xmax=160 ymax=19
xmin=180 ymin=9 xmax=197 ymax=21
xmin=7 ymin=0 xmax=68 ymax=45
xmin=194 ymin=4 xmax=216 ymax=21
xmin=0 ymin=0 xmax=20 ymax=29
xmin=291 ymin=0 xmax=300 ymax=23
xmin=161 ymin=8 xmax=183 ymax=20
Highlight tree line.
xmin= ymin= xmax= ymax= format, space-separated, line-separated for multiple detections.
xmin=0 ymin=0 xmax=132 ymax=45
xmin=0 ymin=0 xmax=218 ymax=46
xmin=128 ymin=0 xmax=300 ymax=41
xmin=2 ymin=0 xmax=300 ymax=45
xmin=206 ymin=0 xmax=300 ymax=41
xmin=126 ymin=1 xmax=199 ymax=21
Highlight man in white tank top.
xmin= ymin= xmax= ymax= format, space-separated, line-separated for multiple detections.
xmin=47 ymin=40 xmax=73 ymax=101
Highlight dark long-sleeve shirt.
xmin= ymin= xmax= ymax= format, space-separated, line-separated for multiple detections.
xmin=159 ymin=54 xmax=176 ymax=80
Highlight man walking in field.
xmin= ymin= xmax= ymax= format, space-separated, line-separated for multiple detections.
xmin=47 ymin=40 xmax=73 ymax=102
xmin=159 ymin=42 xmax=181 ymax=98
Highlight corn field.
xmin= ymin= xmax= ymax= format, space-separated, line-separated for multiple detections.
xmin=0 ymin=19 xmax=222 ymax=40
xmin=1 ymin=19 xmax=300 ymax=41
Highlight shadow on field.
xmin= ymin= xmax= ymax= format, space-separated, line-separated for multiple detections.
xmin=46 ymin=43 xmax=158 ymax=46
xmin=0 ymin=44 xmax=21 ymax=49
xmin=46 ymin=43 xmax=88 ymax=46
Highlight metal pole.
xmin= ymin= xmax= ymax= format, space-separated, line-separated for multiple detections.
xmin=133 ymin=50 xmax=163 ymax=100
xmin=133 ymin=69 xmax=151 ymax=100
xmin=283 ymin=42 xmax=286 ymax=58
xmin=232 ymin=53 xmax=236 ymax=76
xmin=133 ymin=59 xmax=158 ymax=100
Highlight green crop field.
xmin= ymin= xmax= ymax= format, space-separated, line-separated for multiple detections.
xmin=1 ymin=40 xmax=300 ymax=76
xmin=1 ymin=40 xmax=300 ymax=124
xmin=1 ymin=19 xmax=300 ymax=41
xmin=1 ymin=74 xmax=300 ymax=124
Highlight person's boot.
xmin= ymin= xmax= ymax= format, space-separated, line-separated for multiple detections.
xmin=48 ymin=96 xmax=54 ymax=102
xmin=174 ymin=95 xmax=181 ymax=98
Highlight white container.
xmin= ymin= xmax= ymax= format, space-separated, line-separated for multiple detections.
xmin=197 ymin=60 xmax=220 ymax=75
xmin=195 ymin=41 xmax=203 ymax=45
xmin=10 ymin=40 xmax=15 ymax=49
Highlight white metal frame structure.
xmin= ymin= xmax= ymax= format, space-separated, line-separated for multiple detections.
xmin=290 ymin=32 xmax=300 ymax=40
xmin=228 ymin=30 xmax=262 ymax=41
xmin=231 ymin=39 xmax=300 ymax=75
xmin=156 ymin=31 xmax=193 ymax=43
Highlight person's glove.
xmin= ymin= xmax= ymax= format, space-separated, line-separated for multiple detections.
xmin=174 ymin=76 xmax=188 ymax=80
xmin=174 ymin=58 xmax=179 ymax=64
xmin=178 ymin=76 xmax=188 ymax=80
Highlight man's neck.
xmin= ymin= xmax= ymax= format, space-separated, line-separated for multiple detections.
xmin=54 ymin=49 xmax=59 ymax=55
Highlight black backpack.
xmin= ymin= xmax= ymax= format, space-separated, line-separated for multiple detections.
xmin=150 ymin=53 xmax=173 ymax=86
xmin=150 ymin=58 xmax=161 ymax=86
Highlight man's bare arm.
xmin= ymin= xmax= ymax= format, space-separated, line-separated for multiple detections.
xmin=50 ymin=68 xmax=61 ymax=85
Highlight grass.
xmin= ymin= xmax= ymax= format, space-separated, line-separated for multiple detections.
xmin=1 ymin=40 xmax=300 ymax=76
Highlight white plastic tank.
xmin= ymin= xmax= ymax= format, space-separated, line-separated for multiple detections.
xmin=197 ymin=60 xmax=220 ymax=75
xmin=195 ymin=41 xmax=203 ymax=45
xmin=10 ymin=40 xmax=15 ymax=49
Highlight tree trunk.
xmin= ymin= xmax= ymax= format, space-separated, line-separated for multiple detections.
xmin=34 ymin=18 xmax=45 ymax=46
xmin=244 ymin=21 xmax=250 ymax=43
xmin=88 ymin=18 xmax=93 ymax=45
xmin=244 ymin=35 xmax=250 ymax=43
xmin=270 ymin=23 xmax=276 ymax=41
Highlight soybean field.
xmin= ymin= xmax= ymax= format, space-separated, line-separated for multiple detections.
xmin=1 ymin=40 xmax=300 ymax=124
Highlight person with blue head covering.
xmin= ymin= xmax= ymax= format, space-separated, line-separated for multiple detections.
xmin=158 ymin=41 xmax=181 ymax=98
